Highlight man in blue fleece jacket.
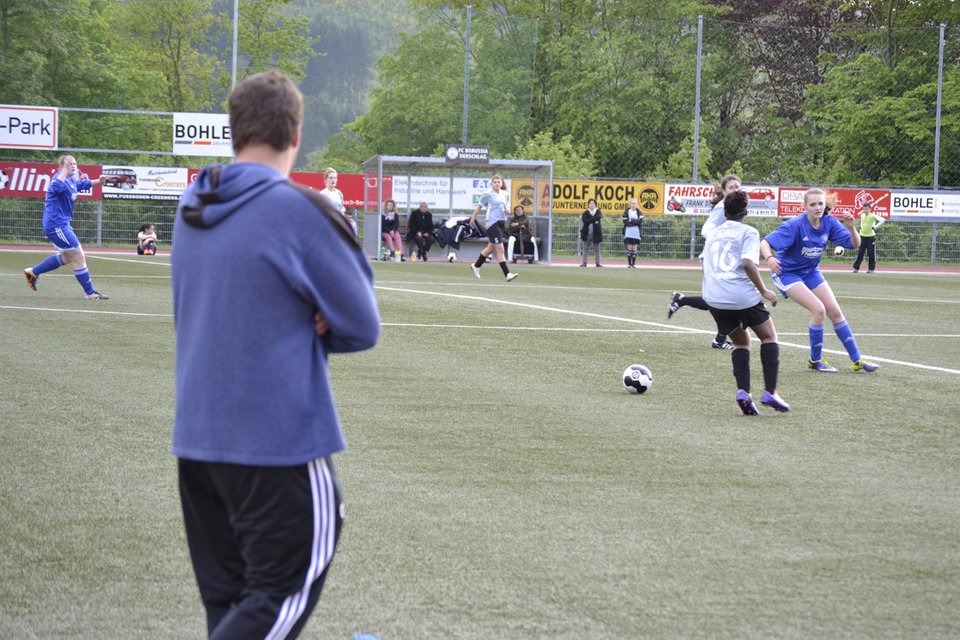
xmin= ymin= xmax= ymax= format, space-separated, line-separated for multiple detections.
xmin=171 ymin=70 xmax=380 ymax=639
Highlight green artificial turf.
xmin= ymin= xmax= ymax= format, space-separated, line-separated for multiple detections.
xmin=1 ymin=251 xmax=958 ymax=639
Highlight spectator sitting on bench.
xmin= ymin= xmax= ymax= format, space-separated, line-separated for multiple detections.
xmin=137 ymin=223 xmax=158 ymax=255
xmin=407 ymin=201 xmax=435 ymax=261
xmin=506 ymin=204 xmax=539 ymax=263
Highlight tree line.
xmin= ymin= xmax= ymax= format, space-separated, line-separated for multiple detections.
xmin=1 ymin=1 xmax=957 ymax=187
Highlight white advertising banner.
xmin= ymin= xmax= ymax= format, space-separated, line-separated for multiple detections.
xmin=0 ymin=104 xmax=58 ymax=150
xmin=664 ymin=183 xmax=779 ymax=217
xmin=390 ymin=175 xmax=510 ymax=212
xmin=890 ymin=192 xmax=939 ymax=217
xmin=172 ymin=112 xmax=232 ymax=157
xmin=102 ymin=166 xmax=190 ymax=200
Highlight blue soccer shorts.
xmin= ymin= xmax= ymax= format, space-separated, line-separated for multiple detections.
xmin=44 ymin=225 xmax=82 ymax=251
xmin=770 ymin=269 xmax=826 ymax=299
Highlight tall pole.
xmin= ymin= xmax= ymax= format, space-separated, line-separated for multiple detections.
xmin=462 ymin=5 xmax=473 ymax=144
xmin=691 ymin=15 xmax=703 ymax=183
xmin=933 ymin=23 xmax=945 ymax=189
xmin=231 ymin=0 xmax=240 ymax=89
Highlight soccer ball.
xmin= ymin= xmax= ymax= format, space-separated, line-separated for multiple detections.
xmin=447 ymin=251 xmax=456 ymax=262
xmin=834 ymin=246 xmax=845 ymax=257
xmin=622 ymin=364 xmax=653 ymax=394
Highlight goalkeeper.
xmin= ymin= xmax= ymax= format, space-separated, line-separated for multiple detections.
xmin=851 ymin=202 xmax=885 ymax=273
xmin=22 ymin=156 xmax=123 ymax=300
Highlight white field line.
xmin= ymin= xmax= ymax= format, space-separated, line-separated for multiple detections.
xmin=376 ymin=285 xmax=960 ymax=375
xmin=0 ymin=305 xmax=172 ymax=318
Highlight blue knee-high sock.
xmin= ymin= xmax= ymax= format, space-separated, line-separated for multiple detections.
xmin=73 ymin=267 xmax=95 ymax=295
xmin=33 ymin=254 xmax=64 ymax=276
xmin=834 ymin=320 xmax=862 ymax=363
xmin=809 ymin=324 xmax=825 ymax=361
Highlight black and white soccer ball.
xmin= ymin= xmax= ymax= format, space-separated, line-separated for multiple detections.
xmin=834 ymin=245 xmax=845 ymax=257
xmin=622 ymin=364 xmax=653 ymax=394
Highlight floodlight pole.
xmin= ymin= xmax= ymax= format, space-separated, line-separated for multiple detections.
xmin=231 ymin=0 xmax=239 ymax=89
xmin=933 ymin=23 xmax=944 ymax=190
xmin=691 ymin=15 xmax=703 ymax=183
xmin=462 ymin=5 xmax=472 ymax=144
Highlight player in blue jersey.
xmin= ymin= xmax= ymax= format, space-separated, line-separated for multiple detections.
xmin=23 ymin=155 xmax=114 ymax=299
xmin=469 ymin=174 xmax=518 ymax=281
xmin=702 ymin=189 xmax=789 ymax=414
xmin=760 ymin=188 xmax=879 ymax=373
xmin=172 ymin=71 xmax=380 ymax=639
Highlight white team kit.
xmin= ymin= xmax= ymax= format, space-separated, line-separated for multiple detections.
xmin=701 ymin=220 xmax=762 ymax=310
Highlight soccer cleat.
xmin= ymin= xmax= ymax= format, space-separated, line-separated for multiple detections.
xmin=85 ymin=291 xmax=109 ymax=300
xmin=736 ymin=389 xmax=759 ymax=416
xmin=505 ymin=272 xmax=518 ymax=282
xmin=851 ymin=359 xmax=879 ymax=373
xmin=711 ymin=339 xmax=734 ymax=350
xmin=761 ymin=390 xmax=791 ymax=412
xmin=667 ymin=292 xmax=683 ymax=319
xmin=24 ymin=268 xmax=38 ymax=291
xmin=808 ymin=359 xmax=838 ymax=373
xmin=471 ymin=265 xmax=481 ymax=279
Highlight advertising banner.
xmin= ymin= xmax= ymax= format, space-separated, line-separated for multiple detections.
xmin=513 ymin=179 xmax=664 ymax=215
xmin=389 ymin=175 xmax=503 ymax=212
xmin=0 ymin=161 xmax=99 ymax=198
xmin=777 ymin=187 xmax=891 ymax=218
xmin=890 ymin=192 xmax=938 ymax=217
xmin=0 ymin=105 xmax=58 ymax=150
xmin=663 ymin=183 xmax=716 ymax=216
xmin=102 ymin=166 xmax=189 ymax=200
xmin=172 ymin=112 xmax=232 ymax=157
xmin=662 ymin=184 xmax=779 ymax=217
xmin=290 ymin=172 xmax=370 ymax=208
xmin=938 ymin=193 xmax=960 ymax=218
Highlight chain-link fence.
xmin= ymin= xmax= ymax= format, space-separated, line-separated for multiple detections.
xmin=2 ymin=4 xmax=959 ymax=262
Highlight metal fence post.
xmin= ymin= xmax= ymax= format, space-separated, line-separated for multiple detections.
xmin=692 ymin=15 xmax=703 ymax=183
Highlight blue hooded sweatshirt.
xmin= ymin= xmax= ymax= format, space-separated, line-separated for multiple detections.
xmin=171 ymin=163 xmax=380 ymax=466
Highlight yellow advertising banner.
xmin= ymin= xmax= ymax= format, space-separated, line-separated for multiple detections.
xmin=512 ymin=179 xmax=665 ymax=215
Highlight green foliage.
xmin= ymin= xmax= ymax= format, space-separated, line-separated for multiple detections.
xmin=508 ymin=130 xmax=596 ymax=178
xmin=347 ymin=7 xmax=538 ymax=159
xmin=653 ymin=135 xmax=714 ymax=182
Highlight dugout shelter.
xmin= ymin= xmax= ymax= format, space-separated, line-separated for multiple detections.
xmin=361 ymin=155 xmax=554 ymax=263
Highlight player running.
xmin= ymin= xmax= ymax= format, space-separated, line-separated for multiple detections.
xmin=702 ymin=189 xmax=790 ymax=415
xmin=760 ymin=188 xmax=879 ymax=374
xmin=468 ymin=174 xmax=518 ymax=282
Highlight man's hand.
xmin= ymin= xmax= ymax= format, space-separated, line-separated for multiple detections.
xmin=314 ymin=311 xmax=329 ymax=336
xmin=761 ymin=288 xmax=778 ymax=307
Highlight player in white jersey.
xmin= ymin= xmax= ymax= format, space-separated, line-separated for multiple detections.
xmin=320 ymin=167 xmax=355 ymax=234
xmin=468 ymin=174 xmax=517 ymax=282
xmin=701 ymin=189 xmax=790 ymax=415
xmin=667 ymin=174 xmax=743 ymax=350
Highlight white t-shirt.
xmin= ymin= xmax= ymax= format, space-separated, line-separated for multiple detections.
xmin=701 ymin=201 xmax=726 ymax=238
xmin=701 ymin=220 xmax=762 ymax=310
xmin=479 ymin=189 xmax=509 ymax=224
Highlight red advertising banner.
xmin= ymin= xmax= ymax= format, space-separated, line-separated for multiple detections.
xmin=290 ymin=172 xmax=378 ymax=207
xmin=778 ymin=187 xmax=890 ymax=218
xmin=0 ymin=161 xmax=101 ymax=198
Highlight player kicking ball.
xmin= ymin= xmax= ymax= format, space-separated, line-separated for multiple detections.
xmin=701 ymin=190 xmax=790 ymax=415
